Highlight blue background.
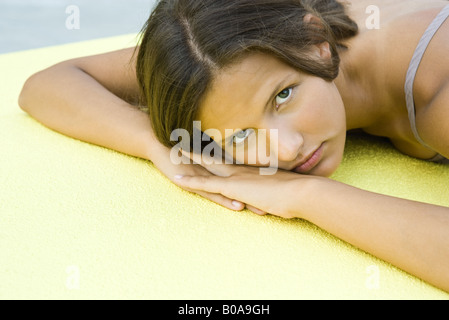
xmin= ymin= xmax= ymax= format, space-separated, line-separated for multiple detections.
xmin=0 ymin=0 xmax=156 ymax=53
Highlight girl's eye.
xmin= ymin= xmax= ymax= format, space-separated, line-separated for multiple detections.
xmin=233 ymin=129 xmax=253 ymax=145
xmin=275 ymin=88 xmax=293 ymax=106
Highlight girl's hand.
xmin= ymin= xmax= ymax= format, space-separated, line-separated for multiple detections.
xmin=174 ymin=160 xmax=310 ymax=219
xmin=149 ymin=145 xmax=248 ymax=212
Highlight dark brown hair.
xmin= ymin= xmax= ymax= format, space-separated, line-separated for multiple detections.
xmin=136 ymin=0 xmax=358 ymax=149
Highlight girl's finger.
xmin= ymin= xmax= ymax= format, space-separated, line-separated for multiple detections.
xmin=195 ymin=191 xmax=245 ymax=211
xmin=179 ymin=149 xmax=240 ymax=178
xmin=175 ymin=175 xmax=226 ymax=195
xmin=245 ymin=204 xmax=267 ymax=216
xmin=180 ymin=149 xmax=203 ymax=165
xmin=175 ymin=176 xmax=266 ymax=215
xmin=180 ymin=149 xmax=222 ymax=167
xmin=174 ymin=177 xmax=244 ymax=211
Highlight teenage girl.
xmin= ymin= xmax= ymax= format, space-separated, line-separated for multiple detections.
xmin=19 ymin=0 xmax=449 ymax=292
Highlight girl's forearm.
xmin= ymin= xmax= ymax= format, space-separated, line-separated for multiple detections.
xmin=298 ymin=177 xmax=449 ymax=292
xmin=19 ymin=62 xmax=160 ymax=161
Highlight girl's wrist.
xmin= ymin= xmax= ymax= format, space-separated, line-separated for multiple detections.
xmin=144 ymin=135 xmax=168 ymax=162
xmin=287 ymin=175 xmax=330 ymax=220
xmin=135 ymin=113 xmax=169 ymax=162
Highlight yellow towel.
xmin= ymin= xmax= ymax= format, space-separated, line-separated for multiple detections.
xmin=1 ymin=34 xmax=448 ymax=300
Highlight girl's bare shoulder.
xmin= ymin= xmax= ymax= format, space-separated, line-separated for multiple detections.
xmin=346 ymin=1 xmax=449 ymax=96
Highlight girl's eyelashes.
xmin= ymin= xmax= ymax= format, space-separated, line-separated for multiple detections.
xmin=232 ymin=128 xmax=254 ymax=145
xmin=275 ymin=87 xmax=293 ymax=109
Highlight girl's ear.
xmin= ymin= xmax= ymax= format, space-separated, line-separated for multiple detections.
xmin=303 ymin=13 xmax=320 ymax=25
xmin=311 ymin=41 xmax=332 ymax=60
xmin=303 ymin=13 xmax=332 ymax=60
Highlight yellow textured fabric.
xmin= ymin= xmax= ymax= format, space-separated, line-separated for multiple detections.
xmin=1 ymin=34 xmax=448 ymax=300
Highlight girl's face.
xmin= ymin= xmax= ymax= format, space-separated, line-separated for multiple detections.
xmin=198 ymin=53 xmax=347 ymax=177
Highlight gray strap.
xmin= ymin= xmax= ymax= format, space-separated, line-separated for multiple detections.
xmin=404 ymin=4 xmax=449 ymax=147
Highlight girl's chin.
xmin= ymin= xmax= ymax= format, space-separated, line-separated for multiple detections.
xmin=310 ymin=162 xmax=338 ymax=177
xmin=309 ymin=149 xmax=344 ymax=177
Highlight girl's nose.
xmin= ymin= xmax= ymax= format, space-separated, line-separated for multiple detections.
xmin=275 ymin=129 xmax=304 ymax=162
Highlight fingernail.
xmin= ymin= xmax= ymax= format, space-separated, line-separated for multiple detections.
xmin=232 ymin=201 xmax=242 ymax=208
xmin=174 ymin=175 xmax=184 ymax=180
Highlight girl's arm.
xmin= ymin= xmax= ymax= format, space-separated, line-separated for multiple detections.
xmin=19 ymin=48 xmax=159 ymax=160
xmin=301 ymin=177 xmax=449 ymax=293
xmin=175 ymin=166 xmax=449 ymax=292
xmin=18 ymin=48 xmax=246 ymax=212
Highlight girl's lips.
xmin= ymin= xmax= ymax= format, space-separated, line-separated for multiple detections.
xmin=293 ymin=144 xmax=324 ymax=174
